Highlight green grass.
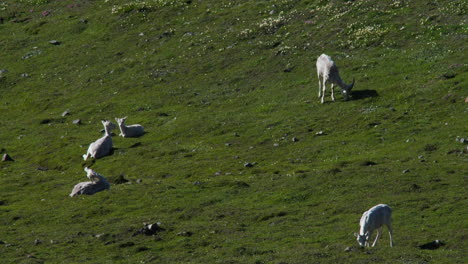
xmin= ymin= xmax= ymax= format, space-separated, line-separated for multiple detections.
xmin=0 ymin=0 xmax=467 ymax=263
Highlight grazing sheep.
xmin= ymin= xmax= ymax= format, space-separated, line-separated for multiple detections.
xmin=82 ymin=120 xmax=116 ymax=160
xmin=115 ymin=117 xmax=144 ymax=138
xmin=354 ymin=204 xmax=394 ymax=247
xmin=70 ymin=167 xmax=110 ymax=197
xmin=316 ymin=54 xmax=355 ymax=103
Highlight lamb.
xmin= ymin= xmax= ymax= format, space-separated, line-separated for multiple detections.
xmin=115 ymin=117 xmax=144 ymax=138
xmin=316 ymin=54 xmax=355 ymax=104
xmin=82 ymin=120 xmax=116 ymax=160
xmin=69 ymin=167 xmax=110 ymax=197
xmin=354 ymin=204 xmax=394 ymax=247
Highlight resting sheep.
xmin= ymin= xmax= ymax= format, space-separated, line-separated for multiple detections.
xmin=115 ymin=117 xmax=144 ymax=138
xmin=82 ymin=120 xmax=116 ymax=160
xmin=354 ymin=204 xmax=394 ymax=247
xmin=316 ymin=54 xmax=355 ymax=103
xmin=70 ymin=167 xmax=110 ymax=197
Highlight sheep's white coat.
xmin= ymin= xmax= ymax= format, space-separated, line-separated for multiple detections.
xmin=69 ymin=167 xmax=110 ymax=197
xmin=316 ymin=54 xmax=354 ymax=103
xmin=82 ymin=120 xmax=115 ymax=160
xmin=115 ymin=117 xmax=144 ymax=138
xmin=355 ymin=204 xmax=394 ymax=247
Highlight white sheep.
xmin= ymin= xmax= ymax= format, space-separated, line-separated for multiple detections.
xmin=82 ymin=120 xmax=116 ymax=160
xmin=354 ymin=204 xmax=394 ymax=247
xmin=115 ymin=117 xmax=144 ymax=138
xmin=316 ymin=54 xmax=355 ymax=104
xmin=69 ymin=167 xmax=110 ymax=197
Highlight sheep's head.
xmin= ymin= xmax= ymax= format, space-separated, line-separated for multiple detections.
xmin=354 ymin=232 xmax=367 ymax=247
xmin=115 ymin=117 xmax=127 ymax=126
xmin=84 ymin=167 xmax=98 ymax=182
xmin=101 ymin=120 xmax=116 ymax=131
xmin=342 ymin=78 xmax=355 ymax=100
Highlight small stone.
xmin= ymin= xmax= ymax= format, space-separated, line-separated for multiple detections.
xmin=419 ymin=240 xmax=445 ymax=250
xmin=62 ymin=110 xmax=70 ymax=117
xmin=177 ymin=231 xmax=193 ymax=237
xmin=136 ymin=179 xmax=142 ymax=184
xmin=34 ymin=239 xmax=42 ymax=245
xmin=344 ymin=246 xmax=352 ymax=252
xmin=225 ymin=143 xmax=232 ymax=146
xmin=49 ymin=40 xmax=61 ymax=45
xmin=402 ymin=169 xmax=410 ymax=174
xmin=37 ymin=166 xmax=48 ymax=171
xmin=134 ymin=222 xmax=165 ymax=236
xmin=315 ymin=131 xmax=324 ymax=136
xmin=2 ymin=153 xmax=14 ymax=162
xmin=244 ymin=162 xmax=255 ymax=168
xmin=0 ymin=69 xmax=8 ymax=74
xmin=292 ymin=137 xmax=299 ymax=142
xmin=72 ymin=119 xmax=81 ymax=125
xmin=273 ymin=143 xmax=279 ymax=147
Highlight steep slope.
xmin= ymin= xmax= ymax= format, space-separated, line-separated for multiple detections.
xmin=0 ymin=0 xmax=466 ymax=263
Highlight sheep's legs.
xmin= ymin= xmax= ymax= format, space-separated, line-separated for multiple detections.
xmin=372 ymin=227 xmax=382 ymax=247
xmin=330 ymin=83 xmax=335 ymax=102
xmin=321 ymin=80 xmax=327 ymax=104
xmin=388 ymin=223 xmax=394 ymax=247
xmin=317 ymin=74 xmax=322 ymax=98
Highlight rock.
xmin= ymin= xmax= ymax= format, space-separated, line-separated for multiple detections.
xmin=273 ymin=143 xmax=279 ymax=147
xmin=244 ymin=162 xmax=255 ymax=168
xmin=134 ymin=222 xmax=165 ymax=236
xmin=177 ymin=231 xmax=193 ymax=237
xmin=225 ymin=143 xmax=232 ymax=146
xmin=2 ymin=153 xmax=14 ymax=162
xmin=72 ymin=119 xmax=81 ymax=125
xmin=315 ymin=131 xmax=325 ymax=136
xmin=418 ymin=240 xmax=445 ymax=250
xmin=344 ymin=246 xmax=353 ymax=252
xmin=37 ymin=166 xmax=48 ymax=171
xmin=62 ymin=110 xmax=70 ymax=117
xmin=40 ymin=119 xmax=52 ymax=124
xmin=0 ymin=69 xmax=8 ymax=74
xmin=136 ymin=179 xmax=143 ymax=184
xmin=465 ymin=97 xmax=468 ymax=103
xmin=361 ymin=161 xmax=377 ymax=166
xmin=292 ymin=137 xmax=299 ymax=142
xmin=49 ymin=40 xmax=61 ymax=45
xmin=34 ymin=239 xmax=42 ymax=245
xmin=402 ymin=169 xmax=410 ymax=174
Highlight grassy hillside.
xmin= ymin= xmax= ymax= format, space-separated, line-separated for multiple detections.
xmin=0 ymin=0 xmax=467 ymax=263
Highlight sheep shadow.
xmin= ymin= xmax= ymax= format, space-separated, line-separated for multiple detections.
xmin=351 ymin=89 xmax=379 ymax=100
